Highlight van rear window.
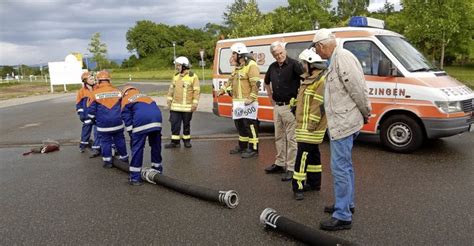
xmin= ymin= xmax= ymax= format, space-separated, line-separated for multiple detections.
xmin=218 ymin=45 xmax=271 ymax=74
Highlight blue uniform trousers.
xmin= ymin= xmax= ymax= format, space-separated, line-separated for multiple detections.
xmin=129 ymin=130 xmax=162 ymax=182
xmin=80 ymin=121 xmax=93 ymax=149
xmin=80 ymin=122 xmax=102 ymax=151
xmin=100 ymin=130 xmax=128 ymax=165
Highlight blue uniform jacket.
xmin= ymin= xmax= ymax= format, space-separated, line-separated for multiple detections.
xmin=121 ymin=90 xmax=162 ymax=135
xmin=87 ymin=82 xmax=124 ymax=133
xmin=76 ymin=86 xmax=93 ymax=123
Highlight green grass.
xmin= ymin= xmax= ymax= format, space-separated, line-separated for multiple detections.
xmin=110 ymin=68 xmax=213 ymax=81
xmin=444 ymin=65 xmax=474 ymax=89
xmin=1 ymin=66 xmax=472 ymax=100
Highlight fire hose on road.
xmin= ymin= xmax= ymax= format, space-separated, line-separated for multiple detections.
xmin=112 ymin=159 xmax=239 ymax=209
xmin=260 ymin=208 xmax=356 ymax=246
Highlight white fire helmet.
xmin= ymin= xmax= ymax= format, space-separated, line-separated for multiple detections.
xmin=299 ymin=49 xmax=327 ymax=70
xmin=230 ymin=42 xmax=249 ymax=54
xmin=174 ymin=56 xmax=190 ymax=67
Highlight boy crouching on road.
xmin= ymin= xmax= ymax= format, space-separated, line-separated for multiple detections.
xmin=121 ymin=85 xmax=163 ymax=186
xmin=292 ymin=49 xmax=328 ymax=200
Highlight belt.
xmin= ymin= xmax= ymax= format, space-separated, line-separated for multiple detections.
xmin=275 ymin=101 xmax=290 ymax=106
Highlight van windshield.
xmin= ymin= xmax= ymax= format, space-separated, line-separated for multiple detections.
xmin=377 ymin=35 xmax=438 ymax=72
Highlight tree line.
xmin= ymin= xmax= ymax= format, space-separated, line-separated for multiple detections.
xmin=118 ymin=0 xmax=472 ymax=70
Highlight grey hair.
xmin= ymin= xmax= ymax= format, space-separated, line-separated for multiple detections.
xmin=270 ymin=41 xmax=286 ymax=53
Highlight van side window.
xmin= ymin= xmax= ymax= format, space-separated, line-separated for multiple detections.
xmin=343 ymin=41 xmax=390 ymax=76
xmin=285 ymin=41 xmax=313 ymax=60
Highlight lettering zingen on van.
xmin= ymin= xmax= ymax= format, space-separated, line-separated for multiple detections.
xmin=212 ymin=16 xmax=474 ymax=153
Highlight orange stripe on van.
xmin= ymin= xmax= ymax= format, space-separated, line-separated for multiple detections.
xmin=334 ymin=30 xmax=372 ymax=38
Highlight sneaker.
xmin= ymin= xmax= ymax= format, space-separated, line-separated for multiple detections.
xmin=320 ymin=218 xmax=352 ymax=231
xmin=89 ymin=150 xmax=100 ymax=158
xmin=281 ymin=171 xmax=293 ymax=181
xmin=324 ymin=204 xmax=355 ymax=214
xmin=79 ymin=148 xmax=85 ymax=153
xmin=241 ymin=149 xmax=258 ymax=158
xmin=164 ymin=142 xmax=180 ymax=149
xmin=129 ymin=180 xmax=143 ymax=186
xmin=183 ymin=141 xmax=192 ymax=148
xmin=293 ymin=192 xmax=304 ymax=201
xmin=229 ymin=146 xmax=243 ymax=154
xmin=103 ymin=163 xmax=113 ymax=169
xmin=264 ymin=164 xmax=285 ymax=174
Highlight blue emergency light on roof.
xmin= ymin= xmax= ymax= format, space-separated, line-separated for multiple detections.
xmin=349 ymin=16 xmax=385 ymax=29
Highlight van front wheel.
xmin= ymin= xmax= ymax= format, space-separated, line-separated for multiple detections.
xmin=380 ymin=115 xmax=424 ymax=153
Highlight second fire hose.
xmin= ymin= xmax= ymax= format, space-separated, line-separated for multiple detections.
xmin=112 ymin=159 xmax=239 ymax=209
xmin=260 ymin=208 xmax=356 ymax=246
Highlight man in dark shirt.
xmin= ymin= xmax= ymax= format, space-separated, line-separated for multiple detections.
xmin=264 ymin=41 xmax=304 ymax=181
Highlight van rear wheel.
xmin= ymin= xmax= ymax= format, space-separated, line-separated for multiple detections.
xmin=380 ymin=115 xmax=424 ymax=153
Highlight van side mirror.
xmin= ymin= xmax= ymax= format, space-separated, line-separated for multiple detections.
xmin=378 ymin=59 xmax=392 ymax=76
xmin=378 ymin=59 xmax=398 ymax=77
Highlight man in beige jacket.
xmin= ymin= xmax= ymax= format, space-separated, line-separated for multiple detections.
xmin=312 ymin=29 xmax=371 ymax=231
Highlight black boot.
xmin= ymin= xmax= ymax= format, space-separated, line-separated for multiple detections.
xmin=241 ymin=149 xmax=258 ymax=158
xmin=183 ymin=140 xmax=192 ymax=148
xmin=165 ymin=141 xmax=180 ymax=149
xmin=229 ymin=146 xmax=243 ymax=154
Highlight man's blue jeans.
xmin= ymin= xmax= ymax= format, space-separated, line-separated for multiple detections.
xmin=330 ymin=131 xmax=359 ymax=221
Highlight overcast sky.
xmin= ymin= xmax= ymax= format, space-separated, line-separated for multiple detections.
xmin=0 ymin=0 xmax=400 ymax=66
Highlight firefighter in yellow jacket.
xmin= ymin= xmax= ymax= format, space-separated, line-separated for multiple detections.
xmin=218 ymin=42 xmax=260 ymax=158
xmin=292 ymin=49 xmax=328 ymax=200
xmin=165 ymin=56 xmax=200 ymax=148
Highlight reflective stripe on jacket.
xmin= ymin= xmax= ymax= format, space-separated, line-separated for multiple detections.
xmin=295 ymin=71 xmax=327 ymax=144
xmin=121 ymin=90 xmax=162 ymax=135
xmin=167 ymin=71 xmax=200 ymax=112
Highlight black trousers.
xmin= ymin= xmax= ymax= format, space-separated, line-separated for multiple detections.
xmin=234 ymin=118 xmax=259 ymax=151
xmin=169 ymin=111 xmax=193 ymax=143
xmin=292 ymin=142 xmax=322 ymax=192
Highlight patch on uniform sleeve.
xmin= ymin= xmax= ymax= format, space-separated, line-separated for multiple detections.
xmin=128 ymin=94 xmax=147 ymax=103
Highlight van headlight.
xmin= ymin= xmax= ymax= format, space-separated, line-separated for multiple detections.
xmin=434 ymin=101 xmax=462 ymax=113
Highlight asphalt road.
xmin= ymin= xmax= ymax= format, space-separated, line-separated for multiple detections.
xmin=0 ymin=93 xmax=473 ymax=245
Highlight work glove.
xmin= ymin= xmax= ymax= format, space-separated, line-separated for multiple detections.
xmin=244 ymin=99 xmax=253 ymax=105
xmin=167 ymin=100 xmax=172 ymax=109
xmin=191 ymin=104 xmax=197 ymax=112
xmin=217 ymin=89 xmax=225 ymax=96
xmin=289 ymin=98 xmax=297 ymax=116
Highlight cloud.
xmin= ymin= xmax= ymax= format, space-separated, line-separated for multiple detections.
xmin=0 ymin=0 xmax=287 ymax=65
xmin=1 ymin=0 xmax=397 ymax=65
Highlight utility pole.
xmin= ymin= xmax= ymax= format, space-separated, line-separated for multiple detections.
xmin=199 ymin=49 xmax=205 ymax=84
xmin=172 ymin=41 xmax=176 ymax=62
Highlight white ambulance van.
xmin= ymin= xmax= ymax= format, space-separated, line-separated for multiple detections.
xmin=212 ymin=16 xmax=474 ymax=153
